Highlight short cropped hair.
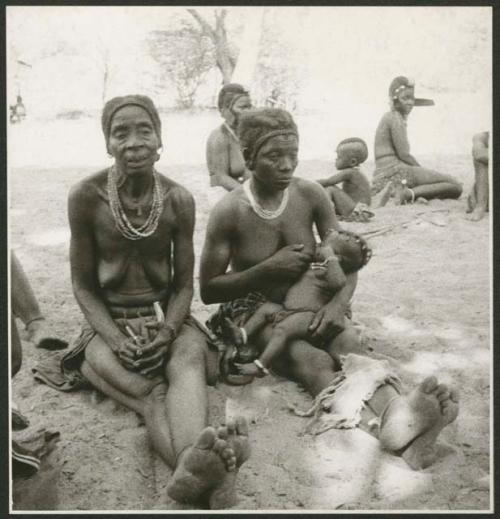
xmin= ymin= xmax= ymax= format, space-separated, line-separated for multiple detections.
xmin=337 ymin=137 xmax=368 ymax=165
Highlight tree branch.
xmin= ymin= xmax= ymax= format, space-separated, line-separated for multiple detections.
xmin=187 ymin=9 xmax=215 ymax=40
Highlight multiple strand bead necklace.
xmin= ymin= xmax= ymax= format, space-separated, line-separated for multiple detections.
xmin=107 ymin=165 xmax=164 ymax=240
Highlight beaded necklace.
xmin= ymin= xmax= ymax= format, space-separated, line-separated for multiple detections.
xmin=107 ymin=165 xmax=164 ymax=240
xmin=243 ymin=179 xmax=289 ymax=220
xmin=223 ymin=121 xmax=239 ymax=143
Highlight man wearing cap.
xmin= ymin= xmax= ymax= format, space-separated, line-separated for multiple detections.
xmin=65 ymin=95 xmax=249 ymax=508
xmin=373 ymin=76 xmax=463 ymax=205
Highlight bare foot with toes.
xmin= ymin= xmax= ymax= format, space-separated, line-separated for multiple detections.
xmin=378 ymin=376 xmax=459 ymax=469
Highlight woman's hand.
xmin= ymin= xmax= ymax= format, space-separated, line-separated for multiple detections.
xmin=133 ymin=323 xmax=176 ymax=377
xmin=308 ymin=301 xmax=346 ymax=341
xmin=116 ymin=337 xmax=144 ymax=370
xmin=265 ymin=244 xmax=312 ymax=279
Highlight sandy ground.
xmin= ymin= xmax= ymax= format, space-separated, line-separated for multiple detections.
xmin=9 ymin=154 xmax=490 ymax=511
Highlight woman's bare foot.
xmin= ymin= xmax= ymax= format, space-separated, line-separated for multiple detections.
xmin=26 ymin=319 xmax=68 ymax=350
xmin=167 ymin=418 xmax=250 ymax=508
xmin=209 ymin=417 xmax=251 ymax=509
xmin=379 ymin=376 xmax=459 ymax=469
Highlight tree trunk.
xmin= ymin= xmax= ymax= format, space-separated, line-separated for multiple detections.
xmin=187 ymin=8 xmax=236 ymax=84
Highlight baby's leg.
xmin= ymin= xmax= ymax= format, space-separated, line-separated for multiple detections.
xmin=259 ymin=312 xmax=315 ymax=367
xmin=243 ymin=302 xmax=283 ymax=337
xmin=325 ymin=186 xmax=357 ymax=216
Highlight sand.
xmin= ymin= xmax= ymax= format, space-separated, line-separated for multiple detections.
xmin=10 ymin=154 xmax=490 ymax=511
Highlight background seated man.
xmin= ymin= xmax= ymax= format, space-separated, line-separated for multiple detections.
xmin=200 ymin=107 xmax=459 ymax=471
xmin=466 ymin=131 xmax=489 ymax=222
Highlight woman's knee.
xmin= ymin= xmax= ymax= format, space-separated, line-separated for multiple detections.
xmin=287 ymin=342 xmax=336 ymax=376
xmin=167 ymin=335 xmax=206 ymax=373
xmin=327 ymin=325 xmax=362 ymax=357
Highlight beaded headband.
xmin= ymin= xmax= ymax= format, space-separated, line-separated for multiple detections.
xmin=227 ymin=93 xmax=250 ymax=111
xmin=391 ymin=77 xmax=415 ymax=99
xmin=248 ymin=129 xmax=299 ymax=166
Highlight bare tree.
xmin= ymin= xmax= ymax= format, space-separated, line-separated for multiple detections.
xmin=148 ymin=24 xmax=214 ymax=108
xmin=187 ymin=8 xmax=237 ymax=84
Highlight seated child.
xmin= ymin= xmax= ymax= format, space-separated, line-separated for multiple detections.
xmin=221 ymin=229 xmax=372 ymax=378
xmin=317 ymin=138 xmax=373 ymax=222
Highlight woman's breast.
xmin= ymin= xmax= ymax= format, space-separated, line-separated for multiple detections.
xmin=228 ymin=142 xmax=246 ymax=178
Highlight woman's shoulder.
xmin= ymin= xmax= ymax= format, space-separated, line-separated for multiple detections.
xmin=207 ymin=124 xmax=229 ymax=146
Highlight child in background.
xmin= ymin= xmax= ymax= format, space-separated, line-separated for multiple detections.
xmin=317 ymin=138 xmax=373 ymax=222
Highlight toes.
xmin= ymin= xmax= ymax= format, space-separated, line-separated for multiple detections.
xmin=221 ymin=447 xmax=235 ymax=460
xmin=420 ymin=376 xmax=438 ymax=394
xmin=195 ymin=427 xmax=217 ymax=449
xmin=216 ymin=426 xmax=228 ymax=440
xmin=235 ymin=416 xmax=249 ymax=436
xmin=213 ymin=438 xmax=227 ymax=454
xmin=435 ymin=385 xmax=450 ymax=402
xmin=449 ymin=388 xmax=459 ymax=403
xmin=226 ymin=419 xmax=236 ymax=435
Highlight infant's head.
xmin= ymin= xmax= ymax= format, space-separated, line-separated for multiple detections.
xmin=317 ymin=229 xmax=372 ymax=274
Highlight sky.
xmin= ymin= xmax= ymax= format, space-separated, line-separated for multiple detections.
xmin=6 ymin=6 xmax=492 ymax=164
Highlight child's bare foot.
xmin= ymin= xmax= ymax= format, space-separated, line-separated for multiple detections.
xmin=209 ymin=417 xmax=251 ymax=509
xmin=26 ymin=319 xmax=68 ymax=350
xmin=379 ymin=376 xmax=459 ymax=469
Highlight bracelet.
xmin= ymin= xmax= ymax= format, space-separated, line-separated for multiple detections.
xmin=310 ymin=256 xmax=339 ymax=269
xmin=253 ymin=359 xmax=270 ymax=375
xmin=163 ymin=323 xmax=177 ymax=340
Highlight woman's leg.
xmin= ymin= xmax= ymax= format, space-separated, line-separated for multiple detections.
xmin=402 ymin=166 xmax=463 ymax=201
xmin=81 ymin=334 xmax=177 ymax=465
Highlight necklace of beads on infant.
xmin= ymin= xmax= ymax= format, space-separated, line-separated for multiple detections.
xmin=243 ymin=179 xmax=289 ymax=220
xmin=107 ymin=165 xmax=164 ymax=240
